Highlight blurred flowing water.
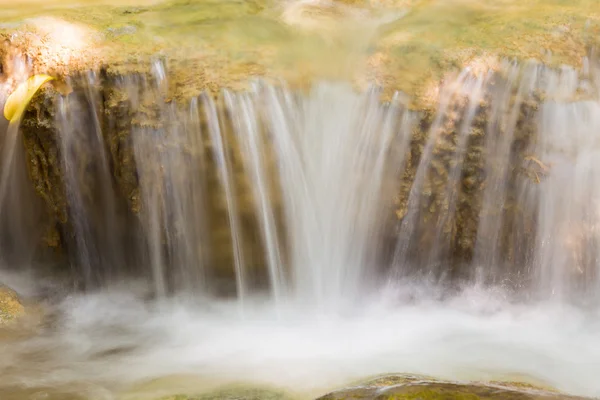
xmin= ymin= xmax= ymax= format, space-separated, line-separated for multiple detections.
xmin=1 ymin=54 xmax=600 ymax=399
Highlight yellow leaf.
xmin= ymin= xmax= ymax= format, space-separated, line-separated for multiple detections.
xmin=3 ymin=74 xmax=54 ymax=124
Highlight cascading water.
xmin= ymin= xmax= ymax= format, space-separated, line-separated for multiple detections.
xmin=56 ymin=73 xmax=126 ymax=288
xmin=2 ymin=54 xmax=600 ymax=399
xmin=233 ymin=82 xmax=406 ymax=309
xmin=471 ymin=62 xmax=538 ymax=283
xmin=532 ymin=99 xmax=600 ymax=302
xmin=41 ymin=66 xmax=409 ymax=309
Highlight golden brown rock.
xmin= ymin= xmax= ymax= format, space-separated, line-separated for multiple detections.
xmin=317 ymin=375 xmax=589 ymax=400
xmin=0 ymin=286 xmax=24 ymax=324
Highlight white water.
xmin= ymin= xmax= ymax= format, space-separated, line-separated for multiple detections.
xmin=1 ymin=283 xmax=600 ymax=399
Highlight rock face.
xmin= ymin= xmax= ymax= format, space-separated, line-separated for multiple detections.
xmin=0 ymin=286 xmax=24 ymax=324
xmin=316 ymin=375 xmax=589 ymax=400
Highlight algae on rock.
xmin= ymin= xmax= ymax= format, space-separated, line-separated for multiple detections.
xmin=1 ymin=0 xmax=598 ymax=107
xmin=317 ymin=375 xmax=588 ymax=400
xmin=154 ymin=385 xmax=296 ymax=400
xmin=0 ymin=286 xmax=24 ymax=324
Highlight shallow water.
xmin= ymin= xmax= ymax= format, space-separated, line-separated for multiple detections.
xmin=1 ymin=281 xmax=600 ymax=400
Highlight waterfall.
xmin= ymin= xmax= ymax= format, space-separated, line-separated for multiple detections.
xmin=532 ymin=100 xmax=600 ymax=302
xmin=56 ymin=72 xmax=125 ymax=288
xmin=224 ymin=89 xmax=286 ymax=305
xmin=391 ymin=69 xmax=474 ymax=279
xmin=2 ymin=57 xmax=600 ymax=308
xmin=472 ymin=61 xmax=538 ymax=284
xmin=15 ymin=71 xmax=408 ymax=308
xmin=253 ymin=82 xmax=405 ymax=309
xmin=0 ymin=58 xmax=51 ymax=270
xmin=130 ymin=61 xmax=214 ymax=296
xmin=4 ymin=56 xmax=600 ymax=400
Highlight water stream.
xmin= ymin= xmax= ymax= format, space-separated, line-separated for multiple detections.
xmin=1 ymin=53 xmax=600 ymax=399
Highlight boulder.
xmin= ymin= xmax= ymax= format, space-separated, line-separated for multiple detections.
xmin=316 ymin=375 xmax=589 ymax=400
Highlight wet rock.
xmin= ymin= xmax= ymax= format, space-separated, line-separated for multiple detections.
xmin=158 ymin=386 xmax=294 ymax=400
xmin=0 ymin=286 xmax=24 ymax=324
xmin=106 ymin=25 xmax=138 ymax=38
xmin=316 ymin=375 xmax=589 ymax=400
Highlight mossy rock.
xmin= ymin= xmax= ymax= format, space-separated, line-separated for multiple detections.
xmin=316 ymin=375 xmax=588 ymax=400
xmin=1 ymin=0 xmax=598 ymax=106
xmin=157 ymin=386 xmax=296 ymax=400
xmin=0 ymin=286 xmax=24 ymax=324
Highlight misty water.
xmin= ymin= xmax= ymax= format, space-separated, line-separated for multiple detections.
xmin=3 ymin=277 xmax=600 ymax=400
xmin=2 ymin=10 xmax=600 ymax=400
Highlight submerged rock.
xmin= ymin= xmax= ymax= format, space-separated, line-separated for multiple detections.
xmin=316 ymin=375 xmax=589 ymax=400
xmin=0 ymin=286 xmax=24 ymax=324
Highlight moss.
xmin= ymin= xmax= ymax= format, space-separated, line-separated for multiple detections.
xmin=20 ymin=88 xmax=67 ymax=226
xmin=156 ymin=385 xmax=296 ymax=400
xmin=318 ymin=378 xmax=586 ymax=400
xmin=1 ymin=0 xmax=598 ymax=106
xmin=390 ymin=77 xmax=549 ymax=275
xmin=102 ymin=76 xmax=144 ymax=213
xmin=0 ymin=287 xmax=24 ymax=324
